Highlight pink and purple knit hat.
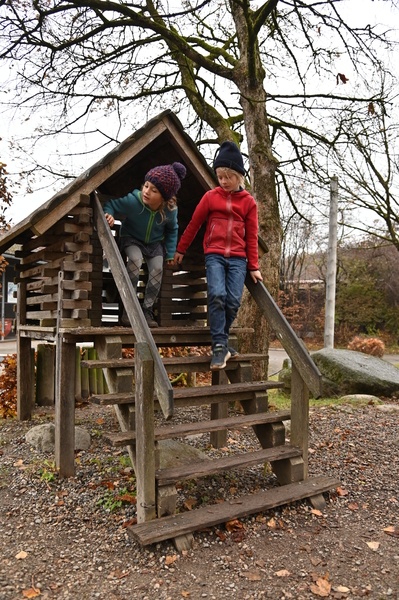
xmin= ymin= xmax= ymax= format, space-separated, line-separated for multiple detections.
xmin=144 ymin=162 xmax=186 ymax=201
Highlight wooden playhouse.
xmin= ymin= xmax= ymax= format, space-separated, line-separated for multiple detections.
xmin=0 ymin=111 xmax=339 ymax=549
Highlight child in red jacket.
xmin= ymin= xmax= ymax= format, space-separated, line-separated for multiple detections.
xmin=174 ymin=141 xmax=262 ymax=369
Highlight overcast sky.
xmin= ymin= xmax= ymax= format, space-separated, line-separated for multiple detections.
xmin=0 ymin=0 xmax=397 ymax=226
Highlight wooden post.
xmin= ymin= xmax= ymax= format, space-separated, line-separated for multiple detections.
xmin=54 ymin=272 xmax=76 ymax=477
xmin=75 ymin=346 xmax=82 ymax=401
xmin=290 ymin=363 xmax=309 ymax=477
xmin=135 ymin=342 xmax=156 ymax=523
xmin=80 ymin=348 xmax=90 ymax=399
xmin=88 ymin=347 xmax=97 ymax=395
xmin=210 ymin=369 xmax=228 ymax=448
xmin=36 ymin=344 xmax=55 ymax=406
xmin=17 ymin=282 xmax=34 ymax=420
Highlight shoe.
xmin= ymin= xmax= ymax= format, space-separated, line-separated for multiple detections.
xmin=143 ymin=308 xmax=158 ymax=328
xmin=210 ymin=345 xmax=231 ymax=370
xmin=228 ymin=346 xmax=239 ymax=359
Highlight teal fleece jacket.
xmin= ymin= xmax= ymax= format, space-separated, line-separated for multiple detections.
xmin=103 ymin=189 xmax=178 ymax=260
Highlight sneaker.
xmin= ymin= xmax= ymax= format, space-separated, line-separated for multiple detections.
xmin=210 ymin=345 xmax=231 ymax=370
xmin=228 ymin=346 xmax=239 ymax=359
xmin=143 ymin=308 xmax=158 ymax=328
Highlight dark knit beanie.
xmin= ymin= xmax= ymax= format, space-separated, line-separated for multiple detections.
xmin=144 ymin=162 xmax=186 ymax=201
xmin=213 ymin=141 xmax=245 ymax=175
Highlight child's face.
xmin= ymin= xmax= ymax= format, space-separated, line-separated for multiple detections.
xmin=142 ymin=181 xmax=164 ymax=210
xmin=216 ymin=168 xmax=240 ymax=192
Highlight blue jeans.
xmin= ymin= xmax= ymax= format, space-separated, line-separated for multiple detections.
xmin=205 ymin=254 xmax=247 ymax=348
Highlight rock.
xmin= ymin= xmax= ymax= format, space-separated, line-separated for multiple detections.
xmin=311 ymin=349 xmax=399 ymax=397
xmin=157 ymin=439 xmax=209 ymax=469
xmin=25 ymin=423 xmax=91 ymax=452
xmin=338 ymin=394 xmax=381 ymax=405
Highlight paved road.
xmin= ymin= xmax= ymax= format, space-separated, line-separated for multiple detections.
xmin=2 ymin=337 xmax=397 ymax=375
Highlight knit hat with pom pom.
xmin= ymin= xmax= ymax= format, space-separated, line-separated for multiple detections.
xmin=144 ymin=162 xmax=186 ymax=201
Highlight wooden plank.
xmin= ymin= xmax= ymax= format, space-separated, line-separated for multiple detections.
xmin=245 ymin=276 xmax=322 ymax=397
xmin=156 ymin=445 xmax=301 ymax=485
xmin=80 ymin=353 xmax=269 ymax=371
xmin=107 ymin=409 xmax=292 ymax=446
xmin=90 ymin=380 xmax=284 ymax=408
xmin=135 ymin=343 xmax=157 ymax=523
xmin=128 ymin=476 xmax=341 ymax=545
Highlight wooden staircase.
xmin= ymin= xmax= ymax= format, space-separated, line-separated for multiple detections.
xmin=80 ymin=326 xmax=339 ymax=549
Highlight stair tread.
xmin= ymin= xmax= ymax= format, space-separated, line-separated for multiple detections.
xmin=81 ymin=353 xmax=268 ymax=370
xmin=91 ymin=380 xmax=283 ymax=406
xmin=128 ymin=476 xmax=341 ymax=545
xmin=156 ymin=444 xmax=301 ymax=485
xmin=106 ymin=408 xmax=291 ymax=445
xmin=173 ymin=381 xmax=281 ymax=398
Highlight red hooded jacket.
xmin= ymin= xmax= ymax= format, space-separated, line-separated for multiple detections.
xmin=176 ymin=186 xmax=259 ymax=271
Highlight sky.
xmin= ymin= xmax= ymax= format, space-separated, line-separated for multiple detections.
xmin=0 ymin=0 xmax=397 ymax=226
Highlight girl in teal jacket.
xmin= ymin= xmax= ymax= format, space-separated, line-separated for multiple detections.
xmin=103 ymin=162 xmax=186 ymax=327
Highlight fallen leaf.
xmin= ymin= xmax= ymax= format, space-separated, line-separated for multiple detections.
xmin=16 ymin=551 xmax=28 ymax=560
xmin=267 ymin=517 xmax=277 ymax=529
xmin=22 ymin=588 xmax=41 ymax=598
xmin=348 ymin=502 xmax=359 ymax=511
xmin=383 ymin=526 xmax=399 ymax=538
xmin=275 ymin=569 xmax=290 ymax=577
xmin=336 ymin=487 xmax=348 ymax=497
xmin=165 ymin=554 xmax=178 ymax=566
xmin=215 ymin=529 xmax=226 ymax=542
xmin=225 ymin=519 xmax=244 ymax=532
xmin=310 ymin=576 xmax=331 ymax=597
xmin=116 ymin=493 xmax=136 ymax=504
xmin=311 ymin=556 xmax=322 ymax=566
xmin=181 ymin=591 xmax=190 ymax=598
xmin=335 ymin=585 xmax=350 ymax=593
xmin=366 ymin=541 xmax=380 ymax=551
xmin=183 ymin=498 xmax=197 ymax=510
xmin=310 ymin=509 xmax=323 ymax=517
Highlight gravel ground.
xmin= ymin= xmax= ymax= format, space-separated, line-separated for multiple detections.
xmin=1 ymin=398 xmax=399 ymax=600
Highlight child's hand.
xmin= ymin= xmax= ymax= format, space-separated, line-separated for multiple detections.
xmin=174 ymin=252 xmax=184 ymax=266
xmin=104 ymin=213 xmax=114 ymax=227
xmin=249 ymin=269 xmax=263 ymax=284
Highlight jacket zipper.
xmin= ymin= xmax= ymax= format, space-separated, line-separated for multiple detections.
xmin=225 ymin=194 xmax=233 ymax=257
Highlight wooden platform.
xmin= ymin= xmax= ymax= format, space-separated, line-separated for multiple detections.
xmin=128 ymin=476 xmax=340 ymax=545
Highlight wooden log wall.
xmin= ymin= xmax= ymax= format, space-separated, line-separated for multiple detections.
xmin=15 ymin=195 xmax=95 ymax=328
xmin=158 ymin=263 xmax=207 ymax=327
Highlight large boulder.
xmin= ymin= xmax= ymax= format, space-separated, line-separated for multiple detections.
xmin=311 ymin=349 xmax=399 ymax=397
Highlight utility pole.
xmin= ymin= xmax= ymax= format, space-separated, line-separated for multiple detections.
xmin=324 ymin=176 xmax=338 ymax=349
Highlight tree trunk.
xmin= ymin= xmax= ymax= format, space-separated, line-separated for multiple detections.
xmin=231 ymin=3 xmax=282 ymax=379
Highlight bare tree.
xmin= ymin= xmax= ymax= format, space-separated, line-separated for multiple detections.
xmin=0 ymin=0 xmax=397 ymax=370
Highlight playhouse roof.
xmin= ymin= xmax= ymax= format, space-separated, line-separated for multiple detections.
xmin=0 ymin=110 xmax=216 ymax=255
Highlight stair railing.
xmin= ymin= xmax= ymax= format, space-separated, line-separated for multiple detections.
xmin=93 ymin=195 xmax=174 ymax=419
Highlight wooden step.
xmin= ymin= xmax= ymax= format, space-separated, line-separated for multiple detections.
xmin=172 ymin=381 xmax=282 ymax=406
xmin=91 ymin=380 xmax=283 ymax=407
xmin=106 ymin=408 xmax=291 ymax=446
xmin=156 ymin=444 xmax=301 ymax=486
xmin=81 ymin=353 xmax=269 ymax=373
xmin=128 ymin=475 xmax=341 ymax=546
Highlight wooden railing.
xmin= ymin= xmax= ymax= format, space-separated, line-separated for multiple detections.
xmin=93 ymin=196 xmax=174 ymax=419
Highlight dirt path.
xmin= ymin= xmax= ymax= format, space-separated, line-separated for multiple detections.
xmin=1 ymin=397 xmax=399 ymax=600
